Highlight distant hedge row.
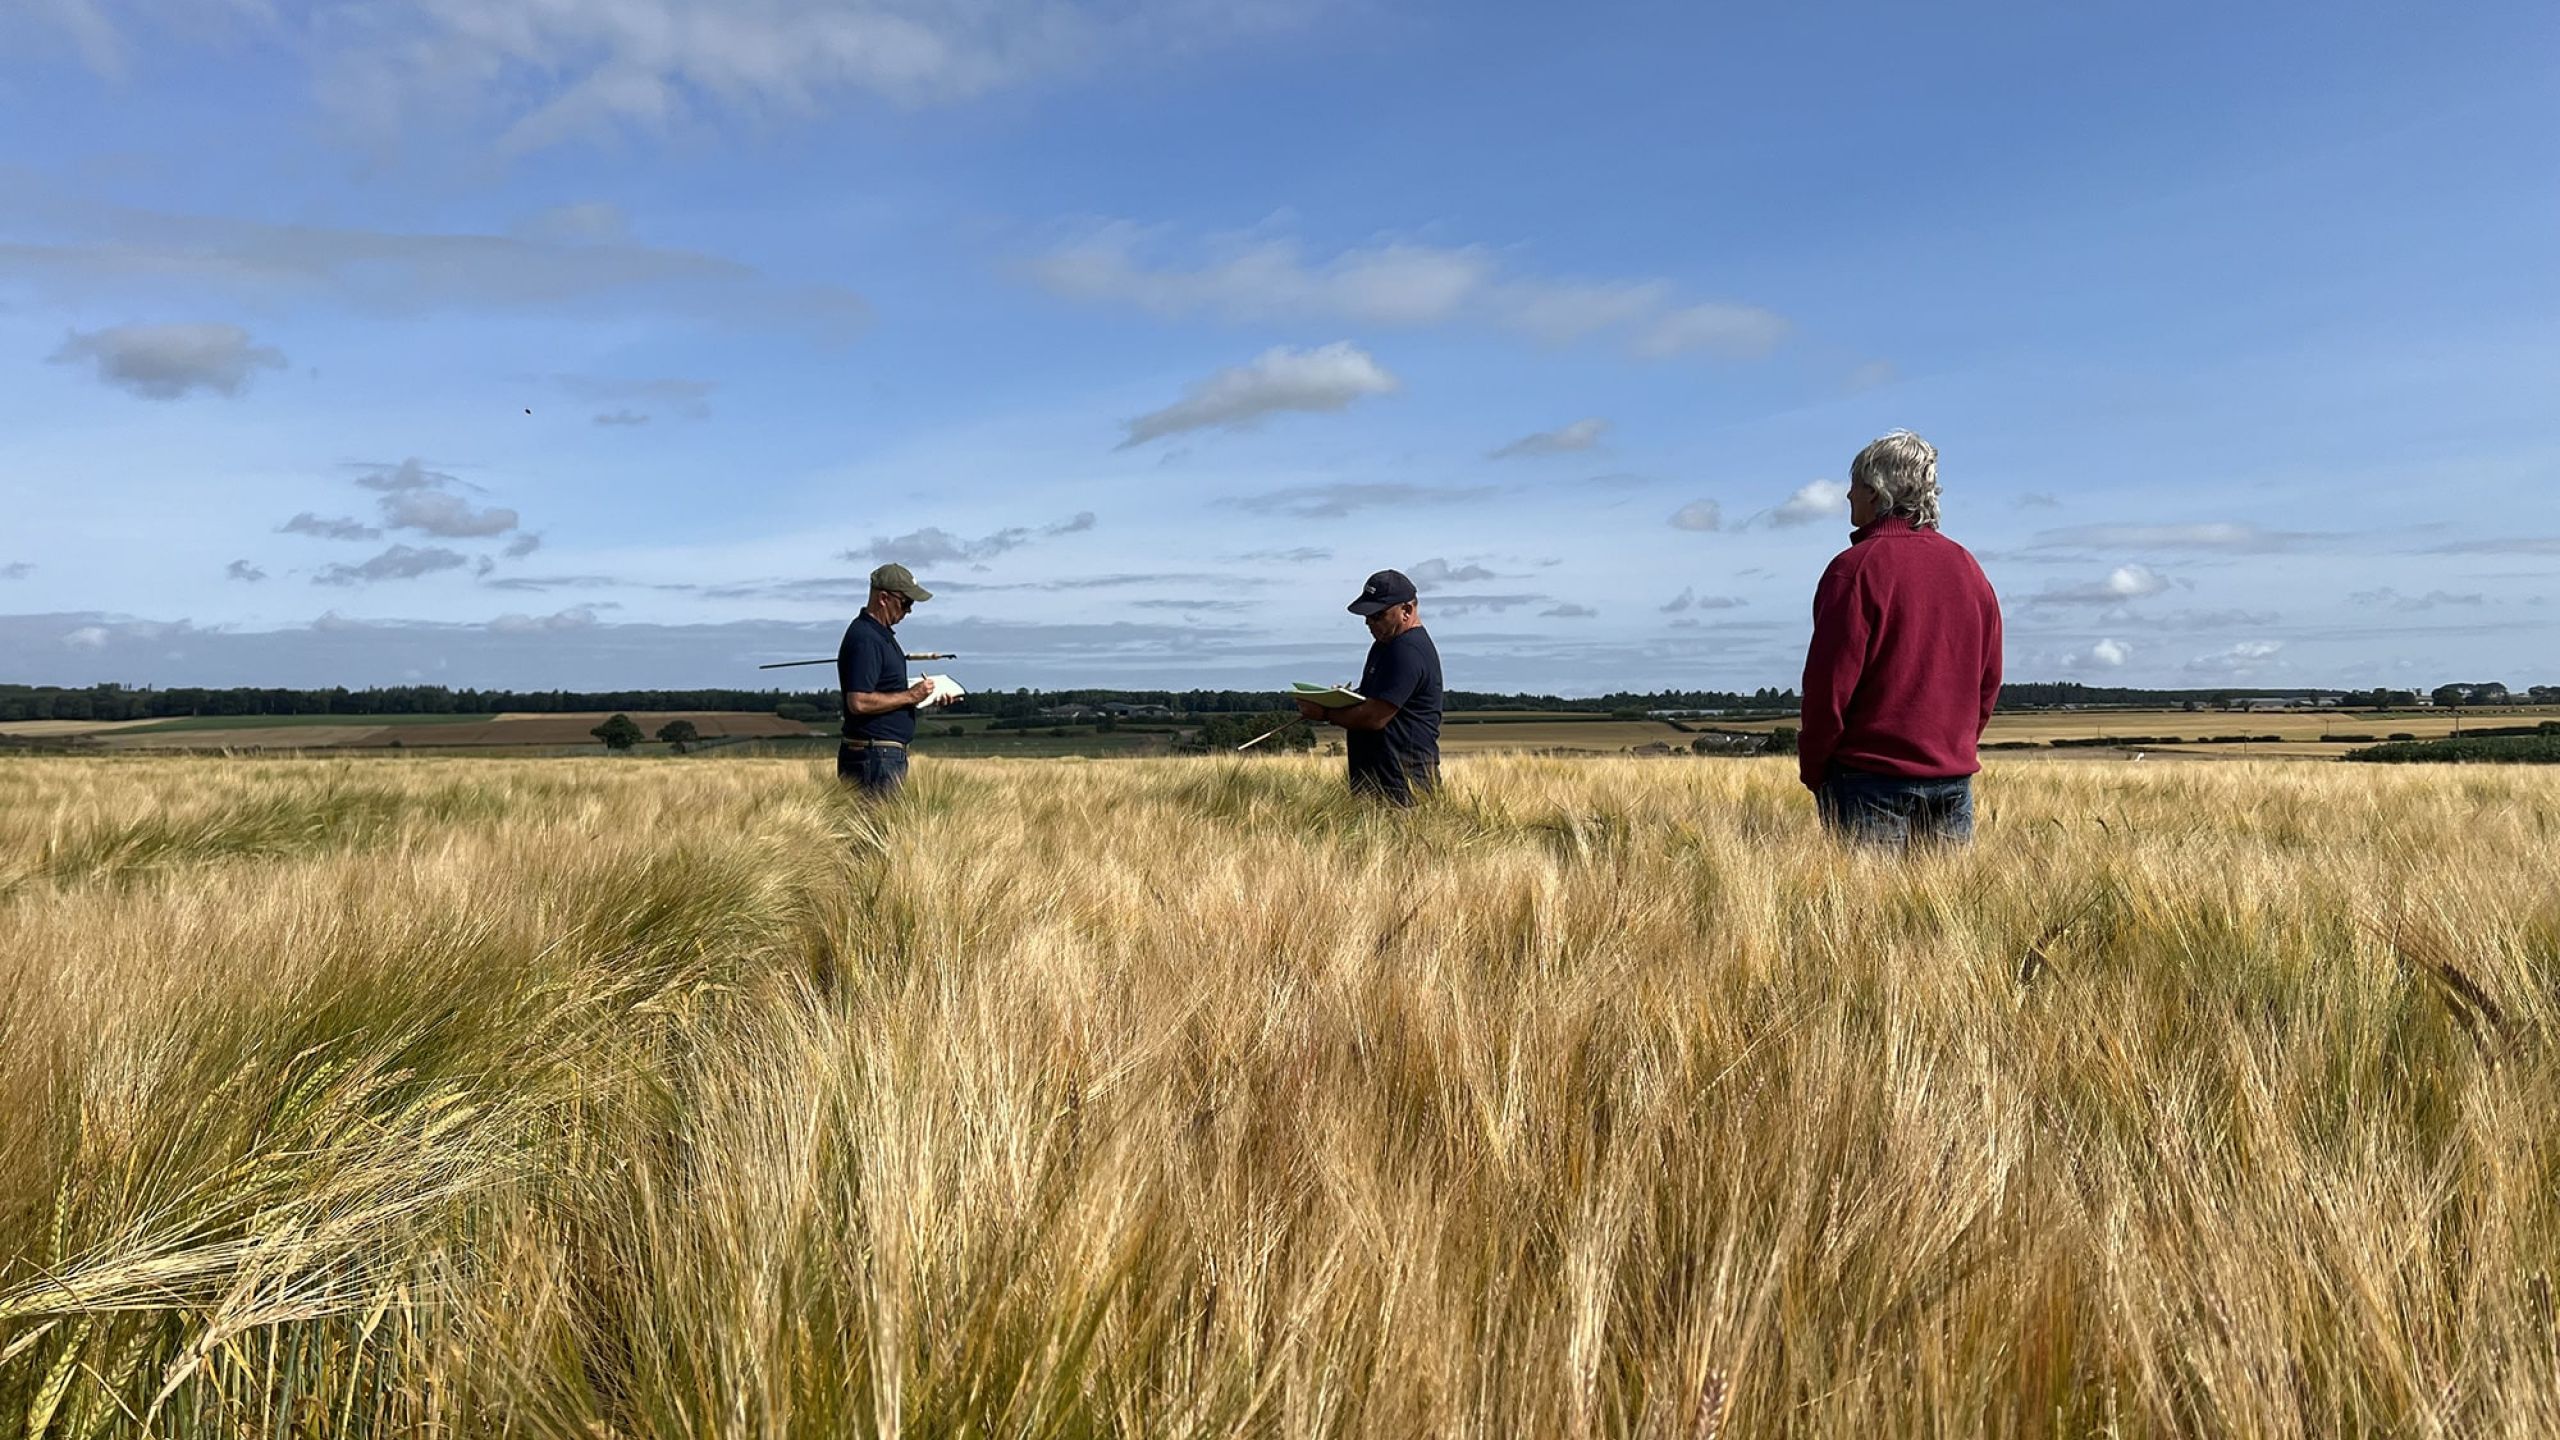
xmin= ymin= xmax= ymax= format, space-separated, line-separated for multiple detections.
xmin=2346 ymin=735 xmax=2560 ymax=765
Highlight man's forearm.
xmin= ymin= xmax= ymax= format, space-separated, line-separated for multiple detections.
xmin=846 ymin=690 xmax=918 ymax=717
xmin=1323 ymin=699 xmax=1395 ymax=732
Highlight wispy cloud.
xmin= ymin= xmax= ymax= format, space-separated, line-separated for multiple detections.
xmin=1119 ymin=342 xmax=1399 ymax=448
xmin=1408 ymin=558 xmax=1498 ymax=587
xmin=279 ymin=512 xmax=383 ymax=542
xmin=2031 ymin=523 xmax=2336 ymax=553
xmin=48 ymin=322 xmax=285 ymax=399
xmin=558 ymin=375 xmax=716 ymax=425
xmin=60 ymin=1 xmax=1320 ymax=152
xmin=2031 ymin=564 xmax=2172 ymax=607
xmin=313 ymin=544 xmax=471 ymax=586
xmin=2185 ymin=639 xmax=2284 ymax=676
xmin=1631 ymin=302 xmax=1792 ymax=360
xmin=1426 ymin=593 xmax=1545 ymax=616
xmin=2 ymin=563 xmax=34 ymax=581
xmin=1031 ymin=223 xmax=1787 ymax=359
xmin=1489 ymin=418 xmax=1608 ymax=459
xmin=2 ymin=189 xmax=867 ymax=336
xmin=1667 ymin=499 xmax=1722 ymax=532
xmin=2421 ymin=537 xmax=2560 ymax=556
xmin=840 ymin=512 xmax=1099 ymax=566
xmin=224 ymin=559 xmax=265 ymax=582
xmin=1540 ymin=603 xmax=1599 ymax=619
xmin=487 ymin=606 xmax=602 ymax=634
xmin=1661 ymin=587 xmax=1746 ymax=614
xmin=1226 ymin=482 xmax=1494 ymax=520
xmin=2350 ymin=587 xmax=2486 ymax=611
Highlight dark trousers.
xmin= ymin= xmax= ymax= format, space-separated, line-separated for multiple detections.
xmin=1818 ymin=769 xmax=1975 ymax=848
xmin=838 ymin=743 xmax=908 ymax=797
xmin=1351 ymin=761 xmax=1439 ymax=807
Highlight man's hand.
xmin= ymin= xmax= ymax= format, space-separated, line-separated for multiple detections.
xmin=1295 ymin=698 xmax=1327 ymax=722
xmin=904 ymin=678 xmax=935 ymax=708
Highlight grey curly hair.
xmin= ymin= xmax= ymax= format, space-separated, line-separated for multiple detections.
xmin=1849 ymin=430 xmax=1941 ymax=530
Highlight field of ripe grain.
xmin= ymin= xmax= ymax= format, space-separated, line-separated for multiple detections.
xmin=4 ymin=754 xmax=2559 ymax=1437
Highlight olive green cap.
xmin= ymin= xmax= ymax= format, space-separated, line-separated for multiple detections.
xmin=869 ymin=563 xmax=933 ymax=602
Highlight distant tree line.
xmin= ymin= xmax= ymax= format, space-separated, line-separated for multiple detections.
xmin=8 ymin=679 xmax=2554 ymax=726
xmin=0 ymin=684 xmax=837 ymax=723
xmin=0 ymin=682 xmax=1808 ymax=723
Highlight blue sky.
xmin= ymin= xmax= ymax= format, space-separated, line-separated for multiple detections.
xmin=2 ymin=0 xmax=2553 ymax=693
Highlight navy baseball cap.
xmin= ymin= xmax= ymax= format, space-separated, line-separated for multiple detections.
xmin=1347 ymin=568 xmax=1418 ymax=616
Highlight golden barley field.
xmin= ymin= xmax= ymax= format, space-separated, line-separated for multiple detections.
xmin=4 ymin=753 xmax=2559 ymax=1438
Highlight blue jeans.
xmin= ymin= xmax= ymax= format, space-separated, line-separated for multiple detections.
xmin=838 ymin=743 xmax=908 ymax=797
xmin=1818 ymin=770 xmax=1975 ymax=848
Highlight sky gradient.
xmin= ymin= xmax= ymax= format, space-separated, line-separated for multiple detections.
xmin=3 ymin=1 xmax=2554 ymax=694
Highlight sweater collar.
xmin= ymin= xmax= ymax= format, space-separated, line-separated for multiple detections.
xmin=1851 ymin=515 xmax=1920 ymax=544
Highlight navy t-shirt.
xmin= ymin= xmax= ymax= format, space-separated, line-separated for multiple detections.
xmin=1348 ymin=626 xmax=1443 ymax=800
xmin=837 ymin=613 xmax=915 ymax=744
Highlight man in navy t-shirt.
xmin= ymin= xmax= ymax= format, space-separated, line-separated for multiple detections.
xmin=836 ymin=563 xmax=948 ymax=797
xmin=1296 ymin=568 xmax=1444 ymax=805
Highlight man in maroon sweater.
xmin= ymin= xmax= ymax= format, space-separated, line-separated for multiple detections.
xmin=1799 ymin=431 xmax=2003 ymax=846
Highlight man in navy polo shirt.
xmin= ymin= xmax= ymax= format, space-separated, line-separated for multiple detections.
xmin=1297 ymin=568 xmax=1445 ymax=805
xmin=836 ymin=563 xmax=947 ymax=797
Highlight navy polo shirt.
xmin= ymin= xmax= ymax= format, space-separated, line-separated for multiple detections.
xmin=1347 ymin=626 xmax=1443 ymax=801
xmin=837 ymin=613 xmax=915 ymax=744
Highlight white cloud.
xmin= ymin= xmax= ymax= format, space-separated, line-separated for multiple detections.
xmin=1668 ymin=499 xmax=1723 ymax=532
xmin=2062 ymin=637 xmax=2131 ymax=669
xmin=63 ymin=626 xmax=109 ymax=649
xmin=47 ymin=322 xmax=285 ymax=399
xmin=503 ymin=533 xmax=543 ymax=559
xmin=1489 ymin=418 xmax=1609 ymax=459
xmin=2034 ymin=564 xmax=2172 ymax=606
xmin=1032 ymin=224 xmax=1787 ymax=361
xmin=1767 ymin=480 xmax=1845 ymax=528
xmin=1119 ymin=342 xmax=1399 ymax=448
xmin=1541 ymin=603 xmax=1598 ymax=619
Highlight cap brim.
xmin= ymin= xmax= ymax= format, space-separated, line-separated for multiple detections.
xmin=1347 ymin=596 xmax=1395 ymax=616
xmin=901 ymin=586 xmax=933 ymax=602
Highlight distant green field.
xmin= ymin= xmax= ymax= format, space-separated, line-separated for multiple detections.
xmin=120 ymin=713 xmax=489 ymax=734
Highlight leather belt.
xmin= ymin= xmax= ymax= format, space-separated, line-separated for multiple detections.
xmin=840 ymin=738 xmax=908 ymax=751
